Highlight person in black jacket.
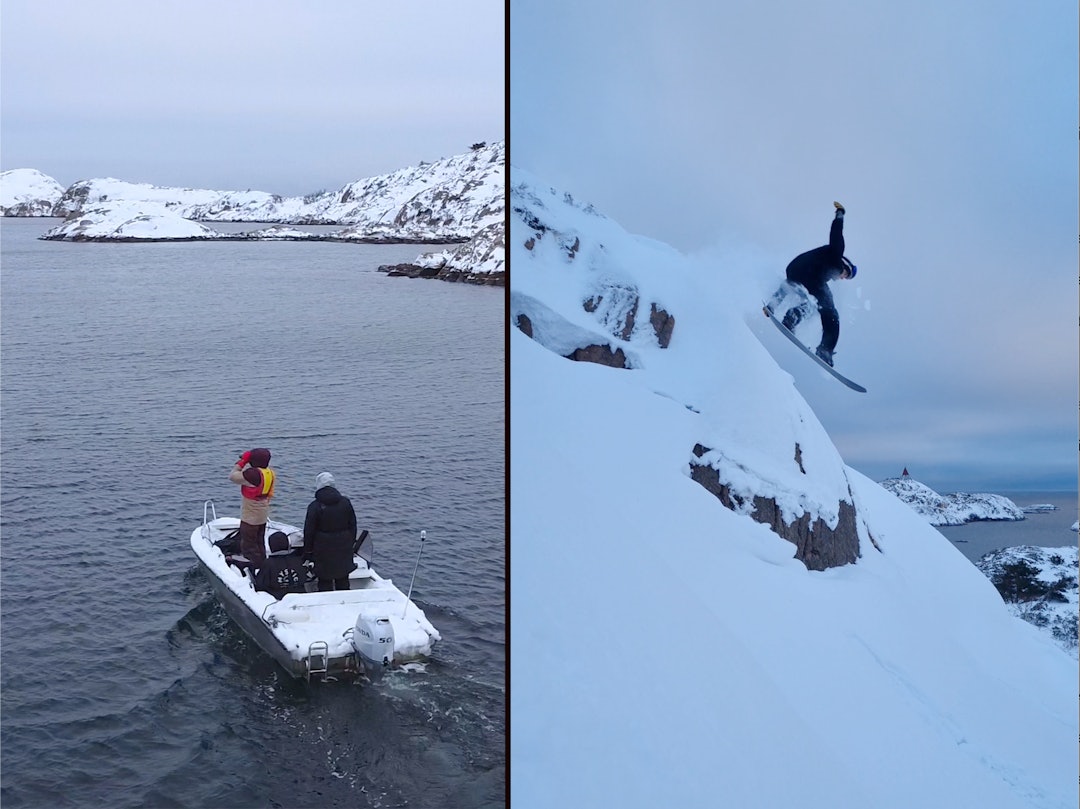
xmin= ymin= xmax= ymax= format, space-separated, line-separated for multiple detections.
xmin=254 ymin=531 xmax=308 ymax=599
xmin=302 ymin=472 xmax=358 ymax=592
xmin=765 ymin=201 xmax=858 ymax=367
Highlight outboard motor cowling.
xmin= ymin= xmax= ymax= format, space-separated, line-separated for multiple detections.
xmin=352 ymin=614 xmax=394 ymax=668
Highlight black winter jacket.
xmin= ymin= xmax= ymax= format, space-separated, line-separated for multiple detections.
xmin=254 ymin=552 xmax=308 ymax=599
xmin=785 ymin=212 xmax=847 ymax=293
xmin=303 ymin=486 xmax=358 ymax=580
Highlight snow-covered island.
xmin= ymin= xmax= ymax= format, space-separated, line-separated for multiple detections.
xmin=977 ymin=545 xmax=1078 ymax=656
xmin=1020 ymin=502 xmax=1059 ymax=514
xmin=0 ymin=141 xmax=504 ymax=284
xmin=510 ymin=170 xmax=1076 ymax=808
xmin=879 ymin=473 xmax=1024 ymax=526
xmin=0 ymin=168 xmax=65 ymax=215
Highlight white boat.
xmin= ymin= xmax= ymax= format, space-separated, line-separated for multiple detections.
xmin=191 ymin=500 xmax=440 ymax=680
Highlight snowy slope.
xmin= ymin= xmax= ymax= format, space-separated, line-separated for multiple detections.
xmin=509 ymin=170 xmax=1078 ymax=808
xmin=0 ymin=168 xmax=65 ymax=215
xmin=880 ymin=475 xmax=1025 ymax=525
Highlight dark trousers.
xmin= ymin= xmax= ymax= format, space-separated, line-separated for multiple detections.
xmin=317 ymin=577 xmax=351 ymax=592
xmin=239 ymin=521 xmax=267 ymax=568
xmin=782 ymin=281 xmax=839 ymax=352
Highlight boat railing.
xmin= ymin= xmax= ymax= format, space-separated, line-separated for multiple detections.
xmin=200 ymin=500 xmax=219 ymax=543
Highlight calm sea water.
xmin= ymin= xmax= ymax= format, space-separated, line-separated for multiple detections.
xmin=938 ymin=491 xmax=1079 ymax=564
xmin=0 ymin=218 xmax=505 ymax=808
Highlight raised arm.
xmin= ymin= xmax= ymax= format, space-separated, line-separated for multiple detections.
xmin=828 ymin=202 xmax=845 ymax=259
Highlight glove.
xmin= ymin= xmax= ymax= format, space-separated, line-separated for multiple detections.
xmin=237 ymin=450 xmax=252 ymax=467
xmin=833 ymin=201 xmax=846 ymax=215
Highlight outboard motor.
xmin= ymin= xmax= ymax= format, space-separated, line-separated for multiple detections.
xmin=352 ymin=614 xmax=394 ymax=669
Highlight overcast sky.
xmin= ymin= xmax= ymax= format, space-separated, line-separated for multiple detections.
xmin=1 ymin=1 xmax=504 ymax=195
xmin=511 ymin=0 xmax=1078 ymax=492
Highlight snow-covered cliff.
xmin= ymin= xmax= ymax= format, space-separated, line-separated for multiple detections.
xmin=509 ymin=169 xmax=1077 ymax=808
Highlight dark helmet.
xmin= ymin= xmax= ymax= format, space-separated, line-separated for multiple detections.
xmin=841 ymin=256 xmax=857 ymax=278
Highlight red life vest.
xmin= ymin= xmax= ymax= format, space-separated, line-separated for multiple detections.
xmin=241 ymin=468 xmax=276 ymax=500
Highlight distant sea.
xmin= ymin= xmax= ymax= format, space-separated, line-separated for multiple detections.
xmin=938 ymin=491 xmax=1079 ymax=564
xmin=0 ymin=218 xmax=505 ymax=808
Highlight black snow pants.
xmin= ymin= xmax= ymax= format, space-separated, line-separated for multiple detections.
xmin=783 ymin=278 xmax=839 ymax=353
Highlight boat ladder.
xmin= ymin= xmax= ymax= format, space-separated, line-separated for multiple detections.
xmin=306 ymin=641 xmax=329 ymax=681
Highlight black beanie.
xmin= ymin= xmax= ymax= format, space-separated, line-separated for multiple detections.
xmin=268 ymin=531 xmax=290 ymax=553
xmin=248 ymin=448 xmax=271 ymax=468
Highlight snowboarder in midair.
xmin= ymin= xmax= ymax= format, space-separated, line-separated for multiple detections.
xmin=765 ymin=201 xmax=857 ymax=367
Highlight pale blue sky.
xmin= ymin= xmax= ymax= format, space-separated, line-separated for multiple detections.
xmin=1 ymin=1 xmax=504 ymax=195
xmin=511 ymin=0 xmax=1078 ymax=491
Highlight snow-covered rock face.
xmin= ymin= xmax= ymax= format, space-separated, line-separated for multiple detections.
xmin=379 ymin=220 xmax=505 ymax=284
xmin=0 ymin=169 xmax=65 ymax=216
xmin=509 ymin=170 xmax=868 ymax=571
xmin=879 ymin=476 xmax=1024 ymax=525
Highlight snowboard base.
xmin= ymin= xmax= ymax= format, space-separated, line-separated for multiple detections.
xmin=763 ymin=305 xmax=867 ymax=393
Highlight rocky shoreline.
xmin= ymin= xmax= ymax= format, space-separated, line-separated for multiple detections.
xmin=378 ymin=262 xmax=504 ymax=286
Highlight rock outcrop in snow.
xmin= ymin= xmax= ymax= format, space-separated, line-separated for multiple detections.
xmin=879 ymin=475 xmax=1024 ymax=525
xmin=378 ymin=221 xmax=505 ymax=285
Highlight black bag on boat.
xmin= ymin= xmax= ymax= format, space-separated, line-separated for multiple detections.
xmin=214 ymin=528 xmax=242 ymax=556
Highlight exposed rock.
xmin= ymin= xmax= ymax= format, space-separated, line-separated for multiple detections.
xmin=690 ymin=443 xmax=860 ymax=571
xmin=649 ymin=304 xmax=675 ymax=348
xmin=567 ymin=344 xmax=629 ymax=368
xmin=378 ymin=262 xmax=503 ymax=285
xmin=584 ymin=289 xmax=675 ymax=349
xmin=379 ymin=263 xmax=442 ymax=279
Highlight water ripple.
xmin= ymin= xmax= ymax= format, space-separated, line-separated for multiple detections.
xmin=1 ymin=226 xmax=504 ymax=809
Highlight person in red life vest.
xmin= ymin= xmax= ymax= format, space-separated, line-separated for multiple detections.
xmin=228 ymin=447 xmax=275 ymax=569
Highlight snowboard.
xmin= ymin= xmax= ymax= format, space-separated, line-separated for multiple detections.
xmin=763 ymin=305 xmax=867 ymax=393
